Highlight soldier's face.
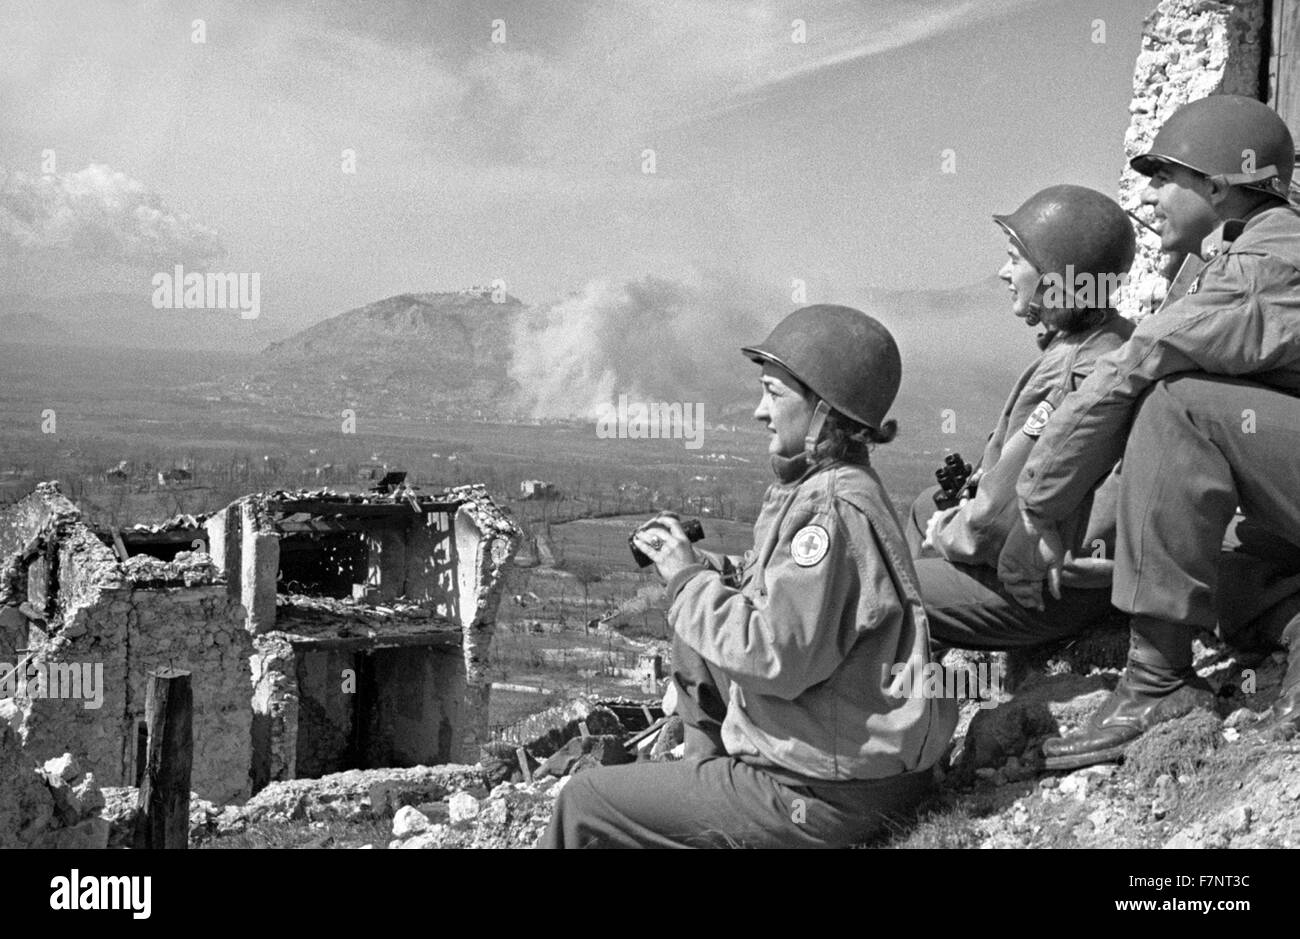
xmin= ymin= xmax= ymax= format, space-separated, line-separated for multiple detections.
xmin=1140 ymin=163 xmax=1219 ymax=255
xmin=998 ymin=241 xmax=1043 ymax=327
xmin=755 ymin=363 xmax=815 ymax=458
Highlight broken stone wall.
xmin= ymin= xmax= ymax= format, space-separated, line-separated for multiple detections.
xmin=250 ymin=634 xmax=297 ymax=792
xmin=16 ymin=582 xmax=253 ymax=805
xmin=2 ymin=484 xmax=254 ymax=806
xmin=452 ymin=493 xmax=520 ymax=761
xmin=1119 ymin=0 xmax=1268 ymax=319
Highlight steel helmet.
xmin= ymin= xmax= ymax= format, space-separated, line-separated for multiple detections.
xmin=741 ymin=304 xmax=900 ymax=431
xmin=993 ymin=185 xmax=1136 ymax=287
xmin=1130 ymin=95 xmax=1295 ymax=202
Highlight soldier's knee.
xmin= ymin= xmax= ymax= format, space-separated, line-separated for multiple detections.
xmin=553 ymin=771 xmax=596 ymax=817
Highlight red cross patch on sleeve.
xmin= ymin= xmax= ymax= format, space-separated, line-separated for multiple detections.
xmin=1022 ymin=400 xmax=1054 ymax=439
xmin=791 ymin=525 xmax=829 ymax=566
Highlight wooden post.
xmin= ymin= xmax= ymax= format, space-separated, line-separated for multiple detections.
xmin=1269 ymin=0 xmax=1300 ymax=138
xmin=133 ymin=667 xmax=193 ymax=850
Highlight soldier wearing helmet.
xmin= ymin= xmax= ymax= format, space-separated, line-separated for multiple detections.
xmin=1016 ymin=95 xmax=1300 ymax=768
xmin=905 ymin=185 xmax=1136 ymax=652
xmin=542 ymin=305 xmax=956 ymax=848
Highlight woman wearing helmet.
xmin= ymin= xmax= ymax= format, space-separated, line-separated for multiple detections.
xmin=540 ymin=305 xmax=956 ymax=848
xmin=906 ymin=185 xmax=1137 ymax=650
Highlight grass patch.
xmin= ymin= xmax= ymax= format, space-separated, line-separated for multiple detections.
xmin=886 ymin=801 xmax=984 ymax=849
xmin=1119 ymin=708 xmax=1222 ymax=788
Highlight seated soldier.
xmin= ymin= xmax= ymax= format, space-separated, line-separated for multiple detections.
xmin=541 ymin=306 xmax=955 ymax=848
xmin=905 ymin=185 xmax=1136 ymax=651
xmin=1017 ymin=95 xmax=1300 ymax=768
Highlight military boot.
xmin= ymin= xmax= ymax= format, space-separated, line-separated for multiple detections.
xmin=1042 ymin=617 xmax=1215 ymax=770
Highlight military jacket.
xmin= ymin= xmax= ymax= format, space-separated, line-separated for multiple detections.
xmin=665 ymin=461 xmax=957 ymax=781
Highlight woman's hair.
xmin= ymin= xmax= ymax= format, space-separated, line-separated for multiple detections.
xmin=1039 ymin=301 xmax=1109 ymax=335
xmin=814 ymin=408 xmax=897 ymax=464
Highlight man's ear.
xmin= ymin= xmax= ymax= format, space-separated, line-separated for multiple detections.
xmin=1204 ymin=174 xmax=1234 ymax=209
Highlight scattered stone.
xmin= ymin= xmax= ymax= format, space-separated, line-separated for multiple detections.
xmin=244 ymin=764 xmax=488 ymax=823
xmin=392 ymin=805 xmax=430 ymax=838
xmin=72 ymin=774 xmax=104 ymax=816
xmin=215 ymin=805 xmax=246 ymax=837
xmin=470 ymin=779 xmax=563 ymax=848
xmin=448 ymin=791 xmax=481 ymax=826
xmin=1163 ymin=823 xmax=1204 ymax=849
xmin=1216 ymin=804 xmax=1253 ymax=836
xmin=42 ymin=753 xmax=80 ymax=783
xmin=1224 ymin=708 xmax=1258 ymax=729
xmin=1058 ymin=773 xmax=1089 ymax=801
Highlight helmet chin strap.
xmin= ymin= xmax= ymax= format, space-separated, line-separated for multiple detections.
xmin=802 ymin=399 xmax=831 ymax=458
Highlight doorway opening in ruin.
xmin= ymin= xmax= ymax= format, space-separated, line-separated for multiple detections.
xmin=291 ymin=640 xmax=464 ymax=779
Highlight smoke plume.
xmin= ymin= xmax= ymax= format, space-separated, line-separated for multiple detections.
xmin=509 ymin=274 xmax=775 ymax=420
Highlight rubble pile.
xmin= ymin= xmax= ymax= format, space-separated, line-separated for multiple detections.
xmin=0 ymin=732 xmax=109 ymax=850
xmin=388 ymin=777 xmax=568 ymax=849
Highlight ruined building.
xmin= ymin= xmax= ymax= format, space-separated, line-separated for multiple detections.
xmin=0 ymin=482 xmax=518 ymax=806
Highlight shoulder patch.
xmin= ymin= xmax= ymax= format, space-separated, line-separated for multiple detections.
xmin=1022 ymin=400 xmax=1054 ymax=438
xmin=791 ymin=525 xmax=829 ymax=567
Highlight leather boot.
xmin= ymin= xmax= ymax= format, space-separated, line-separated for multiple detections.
xmin=1042 ymin=617 xmax=1215 ymax=770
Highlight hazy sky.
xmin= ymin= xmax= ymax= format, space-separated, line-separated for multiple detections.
xmin=0 ymin=0 xmax=1149 ymax=335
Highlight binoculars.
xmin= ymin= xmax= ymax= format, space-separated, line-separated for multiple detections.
xmin=630 ymin=517 xmax=705 ymax=568
xmin=932 ymin=453 xmax=976 ymax=510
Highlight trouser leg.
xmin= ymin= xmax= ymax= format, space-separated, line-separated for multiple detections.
xmin=1114 ymin=375 xmax=1300 ymax=628
xmin=670 ymin=632 xmax=729 ymax=757
xmin=1044 ymin=376 xmax=1300 ymax=768
xmin=539 ymin=755 xmax=933 ymax=848
xmin=914 ymin=557 xmax=1114 ymax=650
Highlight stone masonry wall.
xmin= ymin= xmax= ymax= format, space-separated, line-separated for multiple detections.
xmin=16 ymin=583 xmax=253 ymax=805
xmin=1119 ymin=0 xmax=1267 ymax=319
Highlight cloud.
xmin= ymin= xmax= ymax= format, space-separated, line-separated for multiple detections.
xmin=677 ymin=0 xmax=1041 ymax=124
xmin=0 ymin=163 xmax=225 ymax=267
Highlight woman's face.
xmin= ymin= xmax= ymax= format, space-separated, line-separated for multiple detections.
xmin=754 ymin=363 xmax=816 ymax=458
xmin=998 ymin=239 xmax=1044 ymax=327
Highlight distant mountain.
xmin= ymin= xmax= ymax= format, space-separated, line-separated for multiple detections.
xmin=250 ymin=289 xmax=525 ymax=418
xmin=0 ymin=292 xmax=295 ymax=352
